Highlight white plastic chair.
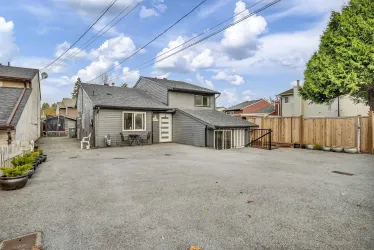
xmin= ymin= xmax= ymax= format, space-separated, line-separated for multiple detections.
xmin=81 ymin=133 xmax=91 ymax=150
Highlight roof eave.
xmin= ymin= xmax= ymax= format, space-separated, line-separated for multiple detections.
xmin=170 ymin=88 xmax=220 ymax=95
xmin=94 ymin=105 xmax=171 ymax=111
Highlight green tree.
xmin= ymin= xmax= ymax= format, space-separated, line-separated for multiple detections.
xmin=41 ymin=102 xmax=50 ymax=110
xmin=120 ymin=82 xmax=128 ymax=88
xmin=72 ymin=77 xmax=82 ymax=99
xmin=299 ymin=0 xmax=374 ymax=111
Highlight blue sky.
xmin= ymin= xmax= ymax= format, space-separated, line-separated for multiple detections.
xmin=0 ymin=0 xmax=346 ymax=107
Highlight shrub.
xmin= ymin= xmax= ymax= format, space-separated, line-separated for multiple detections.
xmin=11 ymin=155 xmax=35 ymax=166
xmin=314 ymin=144 xmax=323 ymax=150
xmin=1 ymin=164 xmax=32 ymax=177
xmin=37 ymin=149 xmax=44 ymax=155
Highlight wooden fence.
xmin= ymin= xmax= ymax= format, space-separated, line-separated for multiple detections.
xmin=0 ymin=141 xmax=33 ymax=167
xmin=247 ymin=112 xmax=374 ymax=153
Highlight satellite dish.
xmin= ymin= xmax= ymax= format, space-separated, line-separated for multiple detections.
xmin=41 ymin=72 xmax=48 ymax=79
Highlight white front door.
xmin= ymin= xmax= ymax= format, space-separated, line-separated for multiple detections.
xmin=159 ymin=113 xmax=172 ymax=142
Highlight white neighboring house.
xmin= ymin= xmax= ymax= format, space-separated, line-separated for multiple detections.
xmin=277 ymin=83 xmax=369 ymax=117
xmin=0 ymin=64 xmax=41 ymax=147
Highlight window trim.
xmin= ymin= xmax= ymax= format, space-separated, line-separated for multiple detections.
xmin=284 ymin=96 xmax=289 ymax=103
xmin=194 ymin=95 xmax=210 ymax=107
xmin=122 ymin=111 xmax=146 ymax=131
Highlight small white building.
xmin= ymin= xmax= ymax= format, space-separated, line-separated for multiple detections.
xmin=277 ymin=83 xmax=369 ymax=117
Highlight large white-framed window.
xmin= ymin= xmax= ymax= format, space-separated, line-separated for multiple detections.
xmin=123 ymin=112 xmax=146 ymax=131
xmin=195 ymin=95 xmax=210 ymax=107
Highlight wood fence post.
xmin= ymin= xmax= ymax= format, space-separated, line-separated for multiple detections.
xmin=369 ymin=111 xmax=374 ymax=154
xmin=299 ymin=115 xmax=304 ymax=145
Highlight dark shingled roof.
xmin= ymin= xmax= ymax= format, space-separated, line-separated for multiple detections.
xmin=143 ymin=77 xmax=220 ymax=95
xmin=278 ymin=88 xmax=293 ymax=96
xmin=224 ymin=100 xmax=261 ymax=111
xmin=178 ymin=109 xmax=258 ymax=129
xmin=256 ymin=106 xmax=274 ymax=114
xmin=0 ymin=87 xmax=32 ymax=126
xmin=0 ymin=65 xmax=39 ymax=80
xmin=81 ymin=83 xmax=169 ymax=110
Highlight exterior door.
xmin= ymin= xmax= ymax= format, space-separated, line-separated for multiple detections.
xmin=159 ymin=113 xmax=172 ymax=142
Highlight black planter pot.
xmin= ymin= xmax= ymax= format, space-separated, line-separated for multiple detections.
xmin=294 ymin=143 xmax=301 ymax=148
xmin=42 ymin=154 xmax=47 ymax=162
xmin=38 ymin=156 xmax=43 ymax=164
xmin=27 ymin=169 xmax=34 ymax=178
xmin=0 ymin=175 xmax=28 ymax=190
xmin=301 ymin=144 xmax=307 ymax=149
xmin=32 ymin=163 xmax=37 ymax=171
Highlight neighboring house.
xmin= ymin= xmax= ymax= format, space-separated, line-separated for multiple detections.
xmin=215 ymin=106 xmax=226 ymax=112
xmin=224 ymin=99 xmax=278 ymax=119
xmin=278 ymin=82 xmax=369 ymax=117
xmin=77 ymin=77 xmax=257 ymax=149
xmin=0 ymin=64 xmax=41 ymax=146
xmin=56 ymin=98 xmax=77 ymax=118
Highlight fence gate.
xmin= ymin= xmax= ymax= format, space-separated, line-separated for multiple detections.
xmin=247 ymin=128 xmax=272 ymax=150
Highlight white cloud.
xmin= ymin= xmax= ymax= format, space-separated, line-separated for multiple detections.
xmin=191 ymin=49 xmax=214 ymax=69
xmin=0 ymin=17 xmax=19 ymax=63
xmin=198 ymin=0 xmax=232 ymax=18
xmin=212 ymin=71 xmax=244 ymax=85
xmin=221 ymin=1 xmax=267 ymax=60
xmin=120 ymin=67 xmax=140 ymax=86
xmin=153 ymin=0 xmax=167 ymax=13
xmin=151 ymin=71 xmax=170 ymax=79
xmin=22 ymin=4 xmax=54 ymax=20
xmin=46 ymin=76 xmax=73 ymax=86
xmin=139 ymin=6 xmax=159 ymax=18
xmin=12 ymin=56 xmax=67 ymax=74
xmin=196 ymin=73 xmax=214 ymax=90
xmin=268 ymin=0 xmax=346 ymax=20
xmin=290 ymin=80 xmax=304 ymax=87
xmin=154 ymin=36 xmax=218 ymax=73
xmin=73 ymin=56 xmax=114 ymax=83
xmin=242 ymin=89 xmax=256 ymax=100
xmin=55 ymin=41 xmax=88 ymax=59
xmin=217 ymin=88 xmax=239 ymax=106
xmin=90 ymin=34 xmax=137 ymax=59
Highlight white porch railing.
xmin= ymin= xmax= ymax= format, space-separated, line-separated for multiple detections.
xmin=0 ymin=141 xmax=34 ymax=167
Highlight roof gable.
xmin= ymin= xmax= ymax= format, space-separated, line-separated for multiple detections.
xmin=225 ymin=100 xmax=262 ymax=111
xmin=80 ymin=83 xmax=168 ymax=110
xmin=278 ymin=88 xmax=294 ymax=96
xmin=62 ymin=98 xmax=76 ymax=108
xmin=143 ymin=77 xmax=220 ymax=95
xmin=0 ymin=87 xmax=32 ymax=126
xmin=0 ymin=65 xmax=39 ymax=80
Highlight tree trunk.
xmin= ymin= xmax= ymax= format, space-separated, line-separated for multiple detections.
xmin=369 ymin=88 xmax=374 ymax=112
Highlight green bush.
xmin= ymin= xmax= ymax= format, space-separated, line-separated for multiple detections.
xmin=11 ymin=155 xmax=35 ymax=166
xmin=1 ymin=164 xmax=32 ymax=177
xmin=37 ymin=149 xmax=44 ymax=155
xmin=314 ymin=144 xmax=323 ymax=150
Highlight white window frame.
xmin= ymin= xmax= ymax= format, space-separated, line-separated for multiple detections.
xmin=195 ymin=95 xmax=210 ymax=107
xmin=122 ymin=111 xmax=146 ymax=131
xmin=284 ymin=96 xmax=289 ymax=103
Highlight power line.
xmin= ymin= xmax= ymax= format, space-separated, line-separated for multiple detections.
xmin=109 ymin=0 xmax=267 ymax=82
xmin=41 ymin=0 xmax=118 ymax=70
xmin=111 ymin=0 xmax=281 ymax=82
xmin=87 ymin=0 xmax=207 ymax=83
xmin=61 ymin=0 xmax=140 ymax=63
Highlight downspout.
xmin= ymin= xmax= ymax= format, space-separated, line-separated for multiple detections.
xmin=337 ymin=96 xmax=340 ymax=117
xmin=205 ymin=125 xmax=207 ymax=147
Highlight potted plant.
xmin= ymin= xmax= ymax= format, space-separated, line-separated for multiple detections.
xmin=301 ymin=144 xmax=307 ymax=149
xmin=0 ymin=164 xmax=32 ymax=190
xmin=37 ymin=149 xmax=47 ymax=162
xmin=293 ymin=142 xmax=301 ymax=148
xmin=314 ymin=144 xmax=323 ymax=150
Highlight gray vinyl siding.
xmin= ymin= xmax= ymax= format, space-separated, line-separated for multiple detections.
xmin=207 ymin=129 xmax=214 ymax=147
xmin=134 ymin=78 xmax=168 ymax=104
xmin=95 ymin=109 xmax=152 ymax=147
xmin=168 ymin=91 xmax=215 ymax=110
xmin=173 ymin=110 xmax=206 ymax=147
xmin=77 ymin=87 xmax=94 ymax=141
xmin=153 ymin=119 xmax=160 ymax=144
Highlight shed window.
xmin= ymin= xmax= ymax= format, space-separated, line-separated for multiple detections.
xmin=123 ymin=112 xmax=146 ymax=131
xmin=285 ymin=97 xmax=289 ymax=103
xmin=195 ymin=95 xmax=210 ymax=107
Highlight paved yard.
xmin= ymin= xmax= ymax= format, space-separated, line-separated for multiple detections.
xmin=0 ymin=137 xmax=373 ymax=249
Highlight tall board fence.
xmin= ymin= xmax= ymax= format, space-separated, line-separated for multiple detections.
xmin=247 ymin=111 xmax=374 ymax=153
xmin=0 ymin=141 xmax=33 ymax=167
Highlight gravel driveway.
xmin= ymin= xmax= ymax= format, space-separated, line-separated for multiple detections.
xmin=1 ymin=137 xmax=373 ymax=249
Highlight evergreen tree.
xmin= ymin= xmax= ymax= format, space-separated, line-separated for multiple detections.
xmin=72 ymin=77 xmax=82 ymax=99
xmin=299 ymin=0 xmax=374 ymax=111
xmin=121 ymin=82 xmax=128 ymax=88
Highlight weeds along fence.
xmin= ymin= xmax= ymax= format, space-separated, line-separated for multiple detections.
xmin=247 ymin=112 xmax=374 ymax=153
xmin=0 ymin=141 xmax=33 ymax=167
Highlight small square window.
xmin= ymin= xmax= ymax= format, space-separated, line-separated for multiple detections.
xmin=195 ymin=95 xmax=210 ymax=107
xmin=285 ymin=97 xmax=289 ymax=103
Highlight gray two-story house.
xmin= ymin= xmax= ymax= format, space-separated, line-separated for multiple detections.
xmin=77 ymin=77 xmax=257 ymax=149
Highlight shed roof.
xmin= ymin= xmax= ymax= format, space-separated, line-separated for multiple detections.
xmin=224 ymin=100 xmax=261 ymax=111
xmin=256 ymin=106 xmax=275 ymax=114
xmin=0 ymin=87 xmax=32 ymax=126
xmin=142 ymin=77 xmax=220 ymax=95
xmin=62 ymin=98 xmax=76 ymax=108
xmin=0 ymin=65 xmax=39 ymax=80
xmin=278 ymin=88 xmax=293 ymax=96
xmin=178 ymin=109 xmax=258 ymax=129
xmin=81 ymin=83 xmax=169 ymax=110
